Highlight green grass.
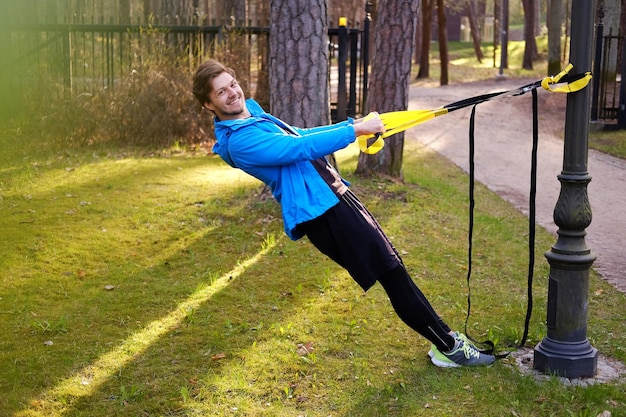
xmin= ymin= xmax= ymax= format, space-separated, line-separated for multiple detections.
xmin=1 ymin=124 xmax=624 ymax=416
xmin=589 ymin=128 xmax=626 ymax=159
xmin=0 ymin=37 xmax=623 ymax=416
xmin=413 ymin=38 xmax=551 ymax=85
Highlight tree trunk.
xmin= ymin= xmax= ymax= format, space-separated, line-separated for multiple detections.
xmin=356 ymin=0 xmax=419 ymax=178
xmin=437 ymin=0 xmax=449 ymax=85
xmin=547 ymin=0 xmax=564 ymax=75
xmin=417 ymin=0 xmax=434 ymax=79
xmin=414 ymin=4 xmax=423 ymax=65
xmin=466 ymin=0 xmax=484 ymax=63
xmin=269 ymin=0 xmax=329 ymax=128
xmin=269 ymin=0 xmax=336 ymax=171
xmin=521 ymin=0 xmax=538 ymax=70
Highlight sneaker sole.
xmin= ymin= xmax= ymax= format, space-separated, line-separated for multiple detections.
xmin=430 ymin=356 xmax=461 ymax=368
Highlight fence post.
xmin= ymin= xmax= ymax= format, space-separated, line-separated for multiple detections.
xmin=348 ymin=29 xmax=358 ymax=117
xmin=618 ymin=40 xmax=626 ymax=129
xmin=337 ymin=17 xmax=348 ymax=121
xmin=362 ymin=2 xmax=372 ymax=111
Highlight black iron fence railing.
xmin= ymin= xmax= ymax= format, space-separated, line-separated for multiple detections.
xmin=591 ymin=22 xmax=626 ymax=129
xmin=1 ymin=20 xmax=369 ymax=122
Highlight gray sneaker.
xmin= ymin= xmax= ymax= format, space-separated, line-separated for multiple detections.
xmin=429 ymin=334 xmax=495 ymax=368
xmin=428 ymin=332 xmax=477 ymax=357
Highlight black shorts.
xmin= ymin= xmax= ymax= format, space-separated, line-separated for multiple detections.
xmin=295 ymin=189 xmax=402 ymax=291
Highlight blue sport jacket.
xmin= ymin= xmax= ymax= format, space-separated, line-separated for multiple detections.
xmin=212 ymin=99 xmax=356 ymax=240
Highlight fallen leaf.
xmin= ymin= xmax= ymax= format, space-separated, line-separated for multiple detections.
xmin=211 ymin=353 xmax=226 ymax=361
xmin=296 ymin=342 xmax=314 ymax=356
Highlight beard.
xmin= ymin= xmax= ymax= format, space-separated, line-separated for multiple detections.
xmin=214 ymin=96 xmax=247 ymax=119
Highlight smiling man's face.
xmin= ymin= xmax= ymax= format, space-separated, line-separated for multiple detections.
xmin=206 ymin=72 xmax=250 ymax=120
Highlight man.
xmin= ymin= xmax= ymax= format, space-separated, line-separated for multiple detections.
xmin=192 ymin=59 xmax=495 ymax=368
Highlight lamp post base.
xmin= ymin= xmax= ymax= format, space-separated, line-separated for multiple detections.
xmin=534 ymin=336 xmax=598 ymax=378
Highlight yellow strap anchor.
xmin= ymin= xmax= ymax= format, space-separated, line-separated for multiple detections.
xmin=357 ymin=64 xmax=592 ymax=154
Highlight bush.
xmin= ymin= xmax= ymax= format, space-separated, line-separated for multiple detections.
xmin=34 ymin=61 xmax=214 ymax=150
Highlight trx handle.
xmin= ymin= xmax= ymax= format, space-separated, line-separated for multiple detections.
xmin=356 ymin=64 xmax=592 ymax=154
xmin=358 ymin=108 xmax=448 ymax=154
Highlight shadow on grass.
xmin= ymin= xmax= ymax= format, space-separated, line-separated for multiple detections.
xmin=0 ymin=150 xmax=313 ymax=414
xmin=4 ymin=144 xmax=431 ymax=416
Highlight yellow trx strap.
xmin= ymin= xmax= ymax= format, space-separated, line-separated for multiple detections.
xmin=357 ymin=64 xmax=592 ymax=154
xmin=541 ymin=64 xmax=593 ymax=93
xmin=358 ymin=108 xmax=448 ymax=154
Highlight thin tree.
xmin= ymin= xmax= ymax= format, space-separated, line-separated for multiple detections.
xmin=437 ymin=0 xmax=449 ymax=85
xmin=417 ymin=0 xmax=434 ymax=79
xmin=414 ymin=4 xmax=423 ymax=64
xmin=356 ymin=0 xmax=420 ymax=178
xmin=521 ymin=0 xmax=539 ymax=70
xmin=547 ymin=0 xmax=564 ymax=75
xmin=465 ymin=0 xmax=484 ymax=63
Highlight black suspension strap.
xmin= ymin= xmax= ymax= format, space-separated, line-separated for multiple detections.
xmin=357 ymin=65 xmax=591 ymax=155
xmin=355 ymin=65 xmax=592 ymax=357
xmin=463 ymin=88 xmax=540 ymax=358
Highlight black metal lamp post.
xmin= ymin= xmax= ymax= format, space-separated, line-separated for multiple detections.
xmin=533 ymin=0 xmax=598 ymax=378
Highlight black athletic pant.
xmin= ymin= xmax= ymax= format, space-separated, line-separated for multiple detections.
xmin=377 ymin=264 xmax=456 ymax=352
xmin=298 ymin=190 xmax=456 ymax=353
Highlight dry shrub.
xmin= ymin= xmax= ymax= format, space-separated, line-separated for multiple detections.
xmin=28 ymin=27 xmax=267 ymax=151
xmin=110 ymin=64 xmax=213 ymax=148
xmin=37 ymin=61 xmax=214 ymax=150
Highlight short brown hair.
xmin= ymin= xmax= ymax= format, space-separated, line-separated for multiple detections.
xmin=192 ymin=60 xmax=236 ymax=106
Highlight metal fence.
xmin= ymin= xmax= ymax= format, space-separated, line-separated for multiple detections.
xmin=592 ymin=29 xmax=620 ymax=122
xmin=591 ymin=22 xmax=626 ymax=128
xmin=1 ymin=18 xmax=369 ymax=121
xmin=1 ymin=21 xmax=267 ymax=93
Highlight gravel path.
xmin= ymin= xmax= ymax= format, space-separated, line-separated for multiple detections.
xmin=407 ymin=77 xmax=626 ymax=294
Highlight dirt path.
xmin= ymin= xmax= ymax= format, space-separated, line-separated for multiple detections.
xmin=407 ymin=77 xmax=626 ymax=294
